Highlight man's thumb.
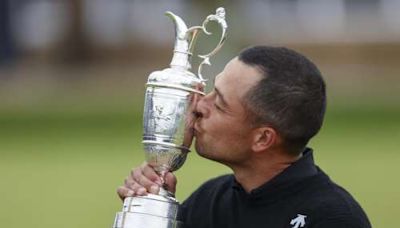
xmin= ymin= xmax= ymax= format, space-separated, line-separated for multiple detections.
xmin=164 ymin=172 xmax=177 ymax=194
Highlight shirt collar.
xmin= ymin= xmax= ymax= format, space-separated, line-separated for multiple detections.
xmin=232 ymin=148 xmax=319 ymax=199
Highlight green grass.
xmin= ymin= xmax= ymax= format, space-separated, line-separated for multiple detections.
xmin=0 ymin=104 xmax=399 ymax=227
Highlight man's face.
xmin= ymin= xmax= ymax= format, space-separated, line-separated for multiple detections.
xmin=194 ymin=57 xmax=263 ymax=166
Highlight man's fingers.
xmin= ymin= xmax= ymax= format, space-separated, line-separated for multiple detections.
xmin=117 ymin=186 xmax=135 ymax=200
xmin=142 ymin=165 xmax=162 ymax=185
xmin=124 ymin=175 xmax=135 ymax=187
xmin=132 ymin=167 xmax=159 ymax=193
xmin=120 ymin=163 xmax=172 ymax=197
xmin=164 ymin=172 xmax=177 ymax=194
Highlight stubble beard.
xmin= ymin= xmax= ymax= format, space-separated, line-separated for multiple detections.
xmin=194 ymin=137 xmax=224 ymax=164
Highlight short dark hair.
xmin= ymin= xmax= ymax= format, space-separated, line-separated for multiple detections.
xmin=238 ymin=46 xmax=326 ymax=155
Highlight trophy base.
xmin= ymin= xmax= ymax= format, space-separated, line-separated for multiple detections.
xmin=113 ymin=194 xmax=182 ymax=228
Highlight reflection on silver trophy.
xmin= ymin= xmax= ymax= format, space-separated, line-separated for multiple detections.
xmin=113 ymin=7 xmax=227 ymax=228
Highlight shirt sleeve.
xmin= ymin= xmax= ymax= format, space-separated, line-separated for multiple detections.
xmin=310 ymin=189 xmax=372 ymax=228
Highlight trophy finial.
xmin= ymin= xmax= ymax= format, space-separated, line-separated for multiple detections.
xmin=216 ymin=7 xmax=226 ymax=18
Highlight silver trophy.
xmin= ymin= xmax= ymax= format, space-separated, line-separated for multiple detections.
xmin=113 ymin=8 xmax=227 ymax=228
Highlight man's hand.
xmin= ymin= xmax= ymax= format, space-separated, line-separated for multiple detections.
xmin=117 ymin=162 xmax=177 ymax=200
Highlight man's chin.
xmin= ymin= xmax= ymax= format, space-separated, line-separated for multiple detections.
xmin=194 ymin=140 xmax=215 ymax=160
xmin=194 ymin=139 xmax=207 ymax=157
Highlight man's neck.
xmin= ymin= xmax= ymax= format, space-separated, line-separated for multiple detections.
xmin=232 ymin=151 xmax=301 ymax=193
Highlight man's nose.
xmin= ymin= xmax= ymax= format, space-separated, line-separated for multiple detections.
xmin=193 ymin=110 xmax=203 ymax=119
xmin=194 ymin=95 xmax=208 ymax=118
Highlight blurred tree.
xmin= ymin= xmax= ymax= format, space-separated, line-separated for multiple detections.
xmin=59 ymin=0 xmax=90 ymax=65
xmin=0 ymin=0 xmax=15 ymax=67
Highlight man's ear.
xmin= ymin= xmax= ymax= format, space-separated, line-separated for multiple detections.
xmin=251 ymin=127 xmax=278 ymax=153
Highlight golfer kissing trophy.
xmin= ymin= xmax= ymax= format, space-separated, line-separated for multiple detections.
xmin=112 ymin=7 xmax=227 ymax=228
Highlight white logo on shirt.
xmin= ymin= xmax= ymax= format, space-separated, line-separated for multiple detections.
xmin=290 ymin=214 xmax=307 ymax=228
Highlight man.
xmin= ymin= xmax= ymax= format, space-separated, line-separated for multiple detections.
xmin=117 ymin=46 xmax=371 ymax=227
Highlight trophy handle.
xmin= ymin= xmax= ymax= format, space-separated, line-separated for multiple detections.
xmin=187 ymin=7 xmax=228 ymax=82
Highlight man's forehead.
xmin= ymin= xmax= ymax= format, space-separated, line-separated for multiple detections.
xmin=217 ymin=58 xmax=261 ymax=85
xmin=214 ymin=57 xmax=239 ymax=82
xmin=225 ymin=56 xmax=239 ymax=69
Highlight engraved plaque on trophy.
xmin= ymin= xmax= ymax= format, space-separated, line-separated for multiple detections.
xmin=113 ymin=7 xmax=227 ymax=228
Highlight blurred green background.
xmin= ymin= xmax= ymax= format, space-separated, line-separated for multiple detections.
xmin=1 ymin=1 xmax=399 ymax=227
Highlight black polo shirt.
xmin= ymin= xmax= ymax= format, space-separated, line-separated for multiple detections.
xmin=178 ymin=149 xmax=371 ymax=228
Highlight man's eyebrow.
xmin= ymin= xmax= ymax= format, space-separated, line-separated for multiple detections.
xmin=214 ymin=87 xmax=229 ymax=107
